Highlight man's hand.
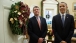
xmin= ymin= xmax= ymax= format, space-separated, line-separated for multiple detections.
xmin=60 ymin=41 xmax=67 ymax=43
xmin=38 ymin=38 xmax=43 ymax=43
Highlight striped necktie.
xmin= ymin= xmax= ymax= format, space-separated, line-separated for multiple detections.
xmin=62 ymin=15 xmax=64 ymax=26
xmin=37 ymin=17 xmax=41 ymax=29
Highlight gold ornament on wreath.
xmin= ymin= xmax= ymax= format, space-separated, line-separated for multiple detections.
xmin=8 ymin=1 xmax=30 ymax=35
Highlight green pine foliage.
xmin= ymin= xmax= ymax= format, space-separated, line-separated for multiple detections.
xmin=9 ymin=1 xmax=22 ymax=35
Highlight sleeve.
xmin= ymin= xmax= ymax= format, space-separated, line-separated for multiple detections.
xmin=42 ymin=18 xmax=48 ymax=38
xmin=65 ymin=16 xmax=74 ymax=42
xmin=27 ymin=19 xmax=39 ymax=40
xmin=52 ymin=17 xmax=62 ymax=42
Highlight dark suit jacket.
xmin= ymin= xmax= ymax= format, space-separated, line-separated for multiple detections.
xmin=52 ymin=14 xmax=74 ymax=43
xmin=27 ymin=16 xmax=47 ymax=43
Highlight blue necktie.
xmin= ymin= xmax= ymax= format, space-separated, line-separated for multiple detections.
xmin=62 ymin=15 xmax=64 ymax=26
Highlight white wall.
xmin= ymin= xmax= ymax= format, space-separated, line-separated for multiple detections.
xmin=0 ymin=0 xmax=4 ymax=43
xmin=0 ymin=0 xmax=26 ymax=43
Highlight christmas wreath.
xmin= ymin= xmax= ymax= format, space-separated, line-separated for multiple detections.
xmin=8 ymin=1 xmax=30 ymax=35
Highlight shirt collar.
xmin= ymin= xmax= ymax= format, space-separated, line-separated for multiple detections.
xmin=60 ymin=12 xmax=66 ymax=16
xmin=35 ymin=16 xmax=40 ymax=19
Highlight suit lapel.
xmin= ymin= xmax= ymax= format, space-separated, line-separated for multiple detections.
xmin=58 ymin=14 xmax=63 ymax=27
xmin=33 ymin=16 xmax=39 ymax=26
xmin=64 ymin=14 xmax=69 ymax=27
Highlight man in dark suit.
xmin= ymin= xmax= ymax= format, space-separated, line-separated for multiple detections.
xmin=52 ymin=2 xmax=74 ymax=43
xmin=27 ymin=6 xmax=47 ymax=43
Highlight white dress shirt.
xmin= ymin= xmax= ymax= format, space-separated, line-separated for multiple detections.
xmin=60 ymin=13 xmax=66 ymax=21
